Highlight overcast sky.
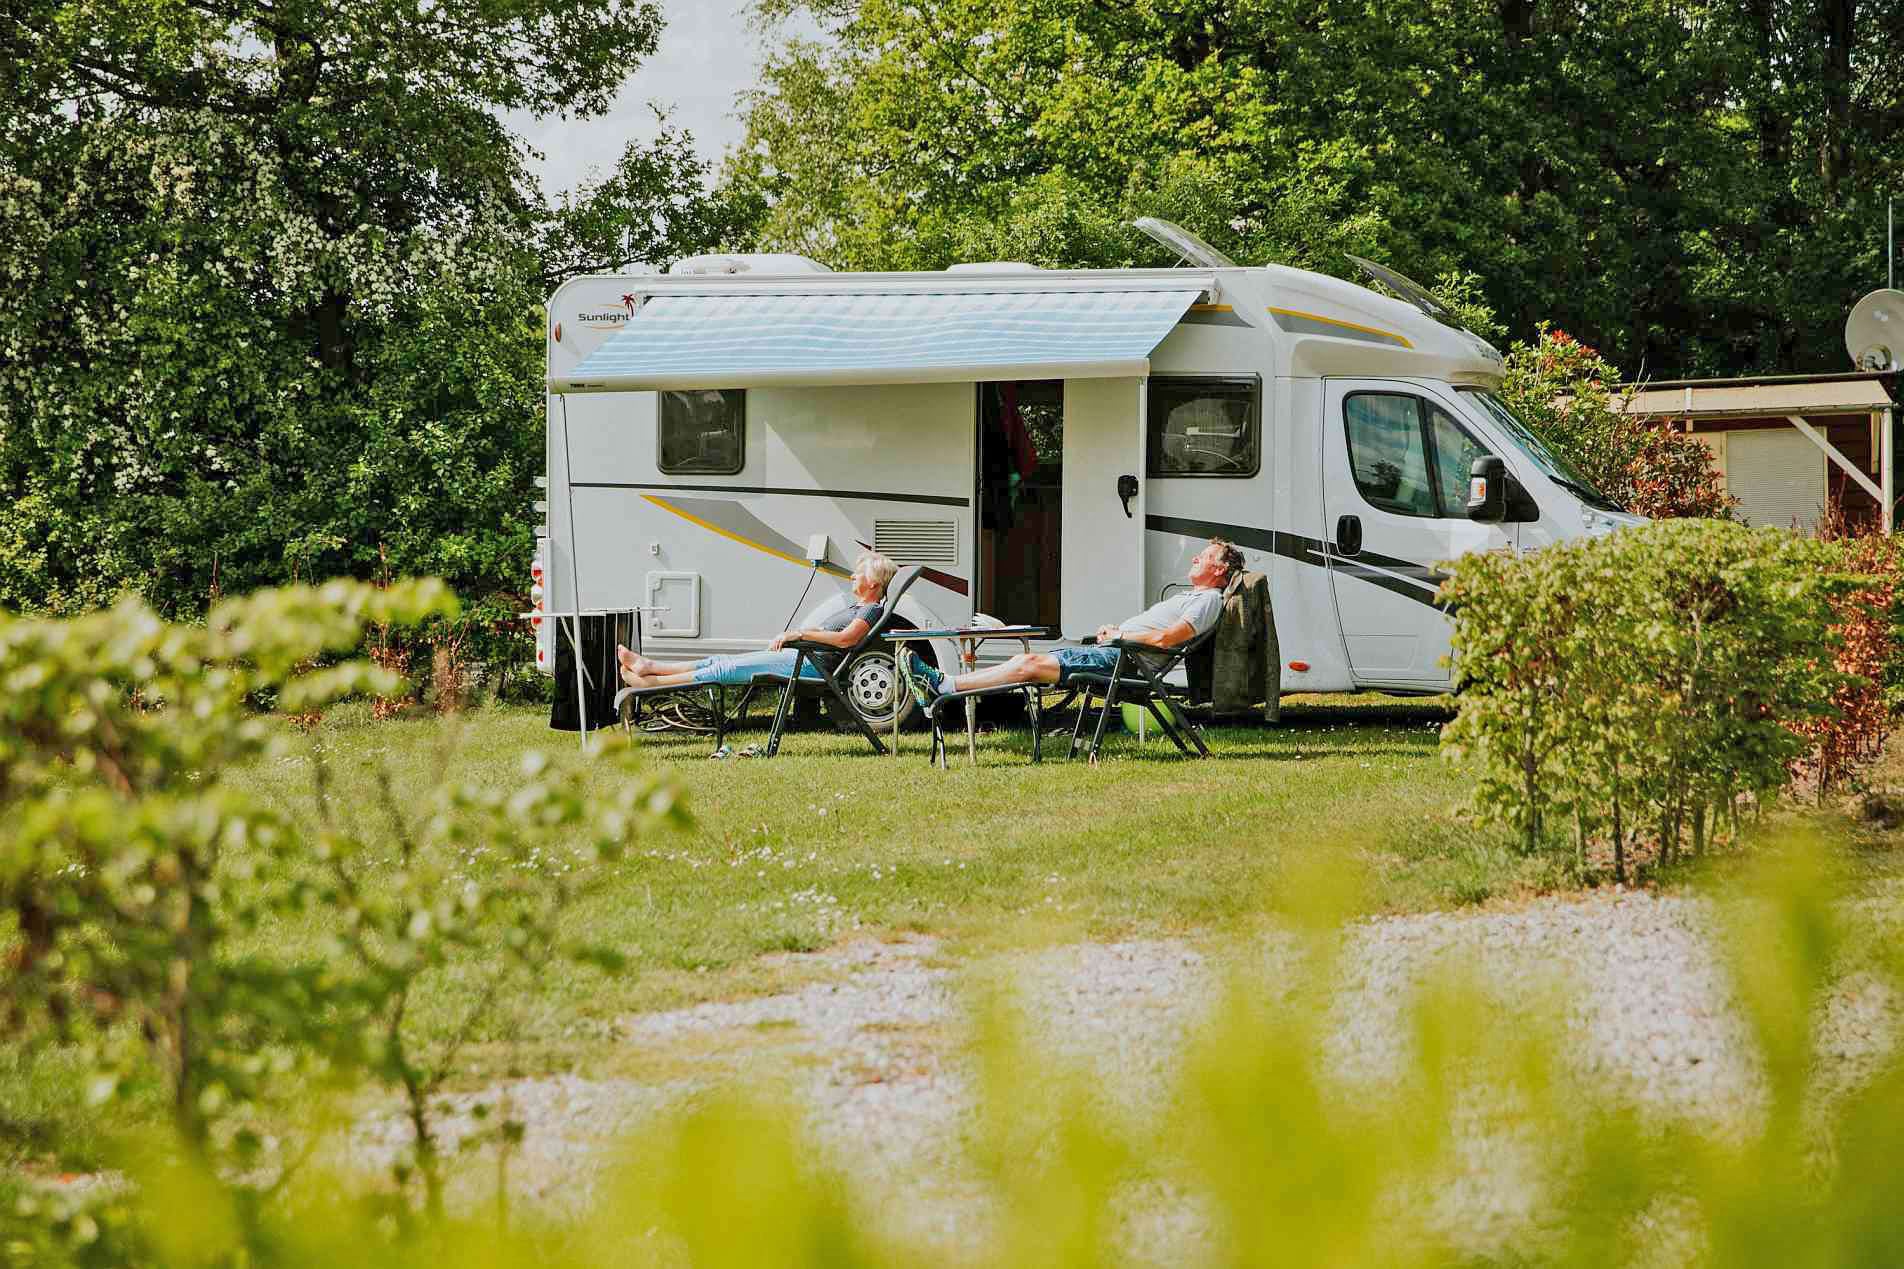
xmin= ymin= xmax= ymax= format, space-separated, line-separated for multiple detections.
xmin=509 ymin=0 xmax=822 ymax=198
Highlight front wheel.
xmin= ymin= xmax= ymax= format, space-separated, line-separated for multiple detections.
xmin=825 ymin=648 xmax=918 ymax=733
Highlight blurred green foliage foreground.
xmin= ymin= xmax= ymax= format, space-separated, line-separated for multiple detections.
xmin=3 ymin=584 xmax=1902 ymax=1265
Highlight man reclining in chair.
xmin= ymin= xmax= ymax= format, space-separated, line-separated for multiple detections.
xmin=616 ymin=550 xmax=898 ymax=691
xmin=911 ymin=538 xmax=1244 ymax=699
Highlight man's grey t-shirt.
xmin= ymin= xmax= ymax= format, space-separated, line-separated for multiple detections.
xmin=1119 ymin=587 xmax=1223 ymax=665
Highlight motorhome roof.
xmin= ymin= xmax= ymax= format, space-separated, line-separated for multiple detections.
xmin=551 ymin=267 xmax=1220 ymax=300
xmin=544 ymin=261 xmax=1503 ymax=388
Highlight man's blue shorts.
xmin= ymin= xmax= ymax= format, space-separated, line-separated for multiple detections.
xmin=1052 ymin=645 xmax=1123 ymax=683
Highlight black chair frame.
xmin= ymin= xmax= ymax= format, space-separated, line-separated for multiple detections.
xmin=920 ymin=680 xmax=1045 ymax=768
xmin=754 ymin=564 xmax=929 ymax=757
xmin=1064 ymin=624 xmax=1218 ymax=762
xmin=616 ymin=680 xmax=768 ymax=751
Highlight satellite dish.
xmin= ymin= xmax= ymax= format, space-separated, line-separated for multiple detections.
xmin=1845 ymin=288 xmax=1904 ymax=371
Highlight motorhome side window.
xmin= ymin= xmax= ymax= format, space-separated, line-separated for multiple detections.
xmin=1344 ymin=393 xmax=1492 ymax=518
xmin=1147 ymin=376 xmax=1260 ymax=477
xmin=658 ymin=389 xmax=745 ymax=475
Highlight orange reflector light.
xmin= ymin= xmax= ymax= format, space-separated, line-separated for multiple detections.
xmin=1287 ymin=660 xmax=1310 ymax=672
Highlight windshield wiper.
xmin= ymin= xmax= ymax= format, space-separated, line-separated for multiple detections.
xmin=1550 ymin=477 xmax=1621 ymax=512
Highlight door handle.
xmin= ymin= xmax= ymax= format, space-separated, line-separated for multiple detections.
xmin=1116 ymin=473 xmax=1138 ymax=518
xmin=1335 ymin=514 xmax=1362 ymax=557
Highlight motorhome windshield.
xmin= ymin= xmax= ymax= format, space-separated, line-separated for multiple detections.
xmin=1458 ymin=389 xmax=1624 ymax=512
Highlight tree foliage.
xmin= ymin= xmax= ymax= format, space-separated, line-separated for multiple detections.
xmin=731 ymin=0 xmax=1904 ymax=375
xmin=0 ymin=1 xmax=741 ymax=646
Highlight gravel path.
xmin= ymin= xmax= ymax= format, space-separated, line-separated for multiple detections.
xmin=350 ymin=889 xmax=1900 ymax=1257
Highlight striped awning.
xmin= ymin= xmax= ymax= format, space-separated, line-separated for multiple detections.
xmin=552 ymin=287 xmax=1207 ymax=391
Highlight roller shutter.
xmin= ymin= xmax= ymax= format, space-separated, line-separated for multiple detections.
xmin=1725 ymin=429 xmax=1824 ymax=534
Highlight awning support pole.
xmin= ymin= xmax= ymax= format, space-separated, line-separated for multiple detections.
xmin=1786 ymin=414 xmax=1883 ymax=504
xmin=551 ymin=394 xmax=591 ymax=753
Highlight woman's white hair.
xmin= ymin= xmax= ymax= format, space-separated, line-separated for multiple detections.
xmin=856 ymin=549 xmax=898 ymax=593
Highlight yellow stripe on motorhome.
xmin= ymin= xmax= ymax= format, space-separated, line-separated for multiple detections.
xmin=1267 ymin=307 xmax=1413 ymax=349
xmin=642 ymin=495 xmax=829 ymax=572
xmin=1189 ymin=303 xmax=1234 ymax=313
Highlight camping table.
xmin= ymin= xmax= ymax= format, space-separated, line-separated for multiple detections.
xmin=884 ymin=625 xmax=1058 ymax=762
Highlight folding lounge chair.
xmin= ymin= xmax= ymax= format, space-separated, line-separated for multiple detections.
xmin=1064 ymin=622 xmax=1219 ymax=762
xmin=751 ymin=564 xmax=926 ymax=757
xmin=919 ymin=671 xmax=1050 ymax=768
xmin=614 ymin=565 xmax=925 ymax=758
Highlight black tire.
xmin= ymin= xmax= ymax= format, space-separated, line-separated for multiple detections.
xmin=824 ymin=646 xmax=918 ymax=733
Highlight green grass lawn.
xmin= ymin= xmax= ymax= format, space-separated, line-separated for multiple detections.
xmin=9 ymin=695 xmax=1895 ymax=1173
xmin=13 ymin=692 xmax=1553 ymax=1168
xmin=205 ymin=694 xmax=1568 ymax=1081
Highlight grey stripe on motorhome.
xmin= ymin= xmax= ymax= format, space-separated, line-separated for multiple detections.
xmin=570 ymin=482 xmax=969 ymax=508
xmin=1145 ymin=513 xmax=1447 ymax=611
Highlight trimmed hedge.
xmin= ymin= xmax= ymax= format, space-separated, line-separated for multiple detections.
xmin=1440 ymin=519 xmax=1852 ymax=877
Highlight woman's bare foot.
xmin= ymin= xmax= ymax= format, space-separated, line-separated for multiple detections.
xmin=616 ymin=643 xmax=657 ymax=677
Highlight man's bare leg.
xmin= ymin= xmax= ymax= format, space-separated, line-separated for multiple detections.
xmin=948 ymin=653 xmax=1061 ymax=694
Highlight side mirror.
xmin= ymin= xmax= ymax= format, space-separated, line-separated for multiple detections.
xmin=1467 ymin=456 xmax=1509 ymax=521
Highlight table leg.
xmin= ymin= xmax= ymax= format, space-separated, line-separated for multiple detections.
xmin=961 ymin=637 xmax=978 ymax=764
xmin=893 ymin=637 xmax=909 ymax=759
xmin=1021 ymin=639 xmax=1038 ymax=763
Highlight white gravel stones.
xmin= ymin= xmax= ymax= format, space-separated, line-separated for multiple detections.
xmin=621 ymin=936 xmax=952 ymax=1050
xmin=345 ymin=1074 xmax=686 ymax=1213
xmin=346 ymin=889 xmax=1900 ymax=1255
xmin=1326 ymin=893 xmax=1767 ymax=1124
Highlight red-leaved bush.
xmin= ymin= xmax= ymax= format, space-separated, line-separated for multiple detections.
xmin=1789 ymin=515 xmax=1901 ymax=795
xmin=1501 ymin=327 xmax=1735 ymax=520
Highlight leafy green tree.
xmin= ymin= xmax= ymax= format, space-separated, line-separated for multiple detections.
xmin=731 ymin=0 xmax=1904 ymax=375
xmin=0 ymin=1 xmax=735 ymax=645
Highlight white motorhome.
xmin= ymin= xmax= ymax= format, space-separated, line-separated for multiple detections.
xmin=537 ymin=220 xmax=1638 ymax=729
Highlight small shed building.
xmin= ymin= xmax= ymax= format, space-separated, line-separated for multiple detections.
xmin=1621 ymin=372 xmax=1899 ymax=534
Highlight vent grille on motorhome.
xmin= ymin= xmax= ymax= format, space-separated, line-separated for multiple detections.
xmin=873 ymin=519 xmax=959 ymax=566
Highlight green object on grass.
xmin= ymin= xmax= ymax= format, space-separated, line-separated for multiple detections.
xmin=1120 ymin=700 xmax=1185 ymax=736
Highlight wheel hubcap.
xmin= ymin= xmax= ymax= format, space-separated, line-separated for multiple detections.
xmin=849 ymin=655 xmax=898 ymax=716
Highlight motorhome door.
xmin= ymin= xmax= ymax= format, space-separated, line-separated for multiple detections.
xmin=1320 ymin=380 xmax=1518 ymax=684
xmin=1061 ymin=377 xmax=1147 ymax=634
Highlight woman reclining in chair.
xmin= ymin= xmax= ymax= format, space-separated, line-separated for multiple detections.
xmin=616 ymin=550 xmax=898 ymax=691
